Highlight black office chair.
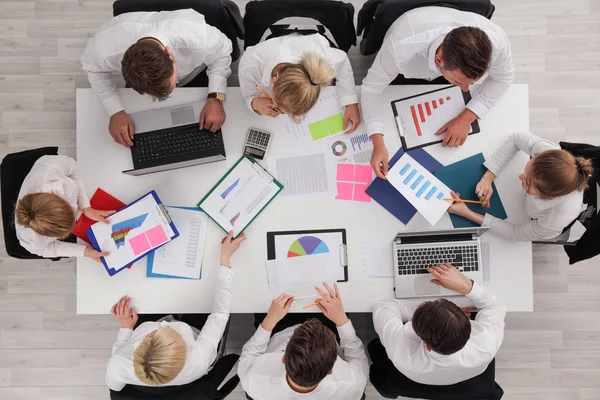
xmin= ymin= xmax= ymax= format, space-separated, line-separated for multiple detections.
xmin=113 ymin=0 xmax=244 ymax=88
xmin=533 ymin=141 xmax=600 ymax=265
xmin=243 ymin=0 xmax=356 ymax=52
xmin=357 ymin=0 xmax=495 ymax=85
xmin=0 ymin=147 xmax=74 ymax=260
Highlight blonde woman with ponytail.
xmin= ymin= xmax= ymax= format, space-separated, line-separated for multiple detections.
xmin=239 ymin=33 xmax=361 ymax=132
xmin=15 ymin=155 xmax=113 ymax=261
xmin=448 ymin=132 xmax=593 ymax=241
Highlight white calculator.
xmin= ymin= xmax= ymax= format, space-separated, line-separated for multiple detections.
xmin=243 ymin=128 xmax=272 ymax=160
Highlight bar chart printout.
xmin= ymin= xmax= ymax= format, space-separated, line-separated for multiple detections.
xmin=393 ymin=86 xmax=473 ymax=149
xmin=387 ymin=153 xmax=452 ymax=225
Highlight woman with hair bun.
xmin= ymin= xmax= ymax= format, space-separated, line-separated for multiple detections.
xmin=238 ymin=33 xmax=361 ymax=132
xmin=448 ymin=132 xmax=593 ymax=241
xmin=15 ymin=155 xmax=113 ymax=261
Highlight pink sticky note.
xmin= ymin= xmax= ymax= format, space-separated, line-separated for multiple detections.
xmin=354 ymin=165 xmax=373 ymax=183
xmin=129 ymin=233 xmax=151 ymax=256
xmin=146 ymin=225 xmax=169 ymax=247
xmin=335 ymin=182 xmax=354 ymax=201
xmin=337 ymin=163 xmax=355 ymax=182
xmin=353 ymin=183 xmax=372 ymax=202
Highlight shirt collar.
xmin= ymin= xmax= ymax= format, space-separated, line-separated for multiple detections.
xmin=428 ymin=36 xmax=446 ymax=75
xmin=529 ymin=194 xmax=565 ymax=210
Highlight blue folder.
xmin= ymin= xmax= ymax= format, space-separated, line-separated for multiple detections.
xmin=366 ymin=147 xmax=443 ymax=224
xmin=433 ymin=153 xmax=507 ymax=228
xmin=87 ymin=190 xmax=179 ymax=277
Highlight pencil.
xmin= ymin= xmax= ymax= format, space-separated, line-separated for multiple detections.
xmin=302 ymin=301 xmax=319 ymax=309
xmin=443 ymin=198 xmax=484 ymax=204
xmin=256 ymin=85 xmax=273 ymax=101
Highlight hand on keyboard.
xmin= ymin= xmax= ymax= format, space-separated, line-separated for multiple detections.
xmin=426 ymin=264 xmax=474 ymax=295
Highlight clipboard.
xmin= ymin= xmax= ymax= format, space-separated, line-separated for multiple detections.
xmin=198 ymin=156 xmax=283 ymax=238
xmin=392 ymin=86 xmax=481 ymax=151
xmin=266 ymin=229 xmax=348 ymax=282
xmin=86 ymin=190 xmax=179 ymax=277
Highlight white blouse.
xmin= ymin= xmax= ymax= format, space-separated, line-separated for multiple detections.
xmin=15 ymin=155 xmax=90 ymax=257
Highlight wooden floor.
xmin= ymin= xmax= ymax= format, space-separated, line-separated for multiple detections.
xmin=1 ymin=0 xmax=599 ymax=399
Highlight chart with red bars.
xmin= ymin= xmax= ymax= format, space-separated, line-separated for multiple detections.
xmin=410 ymin=96 xmax=452 ymax=136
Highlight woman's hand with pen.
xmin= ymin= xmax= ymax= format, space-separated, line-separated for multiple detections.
xmin=251 ymin=97 xmax=282 ymax=118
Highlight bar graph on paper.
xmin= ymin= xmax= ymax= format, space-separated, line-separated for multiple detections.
xmin=387 ymin=153 xmax=452 ymax=225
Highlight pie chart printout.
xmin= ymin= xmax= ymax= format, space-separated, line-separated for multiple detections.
xmin=287 ymin=236 xmax=330 ymax=258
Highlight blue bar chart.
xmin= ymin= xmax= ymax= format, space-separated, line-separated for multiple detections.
xmin=399 ymin=164 xmax=441 ymax=201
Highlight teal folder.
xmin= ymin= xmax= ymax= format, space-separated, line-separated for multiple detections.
xmin=433 ymin=153 xmax=507 ymax=228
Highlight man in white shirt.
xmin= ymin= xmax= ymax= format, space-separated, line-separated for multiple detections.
xmin=361 ymin=7 xmax=514 ymax=178
xmin=82 ymin=9 xmax=233 ymax=148
xmin=238 ymin=283 xmax=369 ymax=400
xmin=105 ymin=232 xmax=246 ymax=391
xmin=371 ymin=264 xmax=506 ymax=391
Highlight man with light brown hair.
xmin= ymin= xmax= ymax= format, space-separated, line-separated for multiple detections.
xmin=82 ymin=9 xmax=232 ymax=148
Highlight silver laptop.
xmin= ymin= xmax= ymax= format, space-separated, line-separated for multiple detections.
xmin=123 ymin=101 xmax=226 ymax=176
xmin=393 ymin=227 xmax=489 ymax=299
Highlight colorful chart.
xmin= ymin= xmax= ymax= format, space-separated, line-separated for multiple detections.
xmin=229 ymin=212 xmax=240 ymax=225
xmin=410 ymin=96 xmax=452 ymax=137
xmin=221 ymin=178 xmax=240 ymax=199
xmin=287 ymin=236 xmax=330 ymax=257
xmin=331 ymin=140 xmax=347 ymax=156
xmin=111 ymin=213 xmax=148 ymax=248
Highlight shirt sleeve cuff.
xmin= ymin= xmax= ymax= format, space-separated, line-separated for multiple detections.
xmin=339 ymin=95 xmax=359 ymax=107
xmin=482 ymin=213 xmax=496 ymax=228
xmin=245 ymin=96 xmax=256 ymax=113
xmin=103 ymin=95 xmax=125 ymax=117
xmin=116 ymin=328 xmax=134 ymax=342
xmin=218 ymin=265 xmax=234 ymax=278
xmin=208 ymin=75 xmax=228 ymax=96
xmin=366 ymin=120 xmax=385 ymax=137
xmin=336 ymin=320 xmax=356 ymax=340
xmin=482 ymin=160 xmax=501 ymax=176
xmin=254 ymin=325 xmax=272 ymax=345
xmin=466 ymin=280 xmax=484 ymax=302
xmin=466 ymin=99 xmax=488 ymax=120
xmin=74 ymin=243 xmax=87 ymax=257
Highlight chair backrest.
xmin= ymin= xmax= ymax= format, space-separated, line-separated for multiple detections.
xmin=243 ymin=0 xmax=356 ymax=52
xmin=109 ymin=354 xmax=240 ymax=400
xmin=357 ymin=0 xmax=496 ymax=56
xmin=112 ymin=0 xmax=244 ymax=62
xmin=0 ymin=147 xmax=59 ymax=259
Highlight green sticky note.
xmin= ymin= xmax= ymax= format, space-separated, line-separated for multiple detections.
xmin=326 ymin=113 xmax=344 ymax=134
xmin=308 ymin=119 xmax=329 ymax=140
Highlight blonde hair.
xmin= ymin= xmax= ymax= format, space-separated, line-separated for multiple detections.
xmin=272 ymin=53 xmax=335 ymax=120
xmin=530 ymin=150 xmax=593 ymax=199
xmin=15 ymin=193 xmax=75 ymax=239
xmin=133 ymin=327 xmax=187 ymax=386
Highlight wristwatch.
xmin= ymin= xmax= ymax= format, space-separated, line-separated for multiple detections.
xmin=207 ymin=92 xmax=226 ymax=103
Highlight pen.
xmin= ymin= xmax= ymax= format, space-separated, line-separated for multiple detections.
xmin=302 ymin=301 xmax=319 ymax=309
xmin=256 ymin=85 xmax=273 ymax=101
xmin=443 ymin=198 xmax=484 ymax=205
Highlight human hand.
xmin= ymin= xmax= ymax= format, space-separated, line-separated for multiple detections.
xmin=251 ymin=97 xmax=282 ymax=118
xmin=108 ymin=110 xmax=135 ymax=148
xmin=435 ymin=109 xmax=476 ymax=147
xmin=84 ymin=245 xmax=109 ymax=263
xmin=315 ymin=282 xmax=349 ymax=327
xmin=261 ymin=294 xmax=294 ymax=331
xmin=461 ymin=306 xmax=477 ymax=318
xmin=426 ymin=264 xmax=474 ymax=294
xmin=200 ymin=98 xmax=226 ymax=132
xmin=111 ymin=295 xmax=138 ymax=329
xmin=370 ymin=134 xmax=389 ymax=179
xmin=343 ymin=103 xmax=360 ymax=133
xmin=447 ymin=190 xmax=471 ymax=217
xmin=220 ymin=231 xmax=247 ymax=268
xmin=475 ymin=171 xmax=496 ymax=208
xmin=83 ymin=208 xmax=115 ymax=224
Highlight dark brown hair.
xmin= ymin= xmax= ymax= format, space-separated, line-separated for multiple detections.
xmin=530 ymin=150 xmax=592 ymax=199
xmin=15 ymin=193 xmax=75 ymax=238
xmin=121 ymin=40 xmax=174 ymax=100
xmin=441 ymin=27 xmax=492 ymax=80
xmin=284 ymin=319 xmax=337 ymax=388
xmin=412 ymin=299 xmax=471 ymax=355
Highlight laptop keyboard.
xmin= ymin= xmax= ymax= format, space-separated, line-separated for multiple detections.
xmin=397 ymin=245 xmax=479 ymax=275
xmin=133 ymin=124 xmax=221 ymax=164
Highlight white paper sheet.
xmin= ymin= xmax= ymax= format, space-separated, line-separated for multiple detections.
xmin=200 ymin=158 xmax=280 ymax=236
xmin=149 ymin=207 xmax=208 ymax=279
xmin=393 ymin=86 xmax=472 ymax=149
xmin=323 ymin=125 xmax=374 ymax=165
xmin=265 ymin=255 xmax=342 ymax=295
xmin=269 ymin=153 xmax=334 ymax=197
xmin=387 ymin=153 xmax=452 ymax=225
xmin=359 ymin=236 xmax=394 ymax=283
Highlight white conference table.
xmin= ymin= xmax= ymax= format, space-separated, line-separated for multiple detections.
xmin=76 ymin=84 xmax=532 ymax=314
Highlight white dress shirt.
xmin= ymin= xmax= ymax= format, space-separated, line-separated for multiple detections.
xmin=360 ymin=6 xmax=514 ymax=136
xmin=238 ymin=321 xmax=369 ymax=400
xmin=81 ymin=9 xmax=232 ymax=117
xmin=238 ymin=34 xmax=358 ymax=113
xmin=15 ymin=155 xmax=90 ymax=258
xmin=373 ymin=282 xmax=506 ymax=385
xmin=105 ymin=266 xmax=234 ymax=391
xmin=482 ymin=132 xmax=585 ymax=241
